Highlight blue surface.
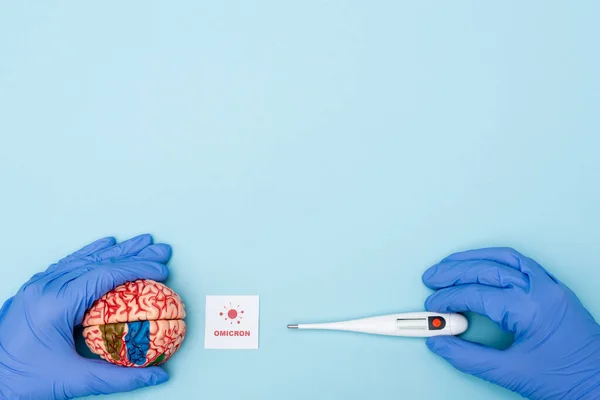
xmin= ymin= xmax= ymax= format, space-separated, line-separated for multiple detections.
xmin=1 ymin=2 xmax=599 ymax=399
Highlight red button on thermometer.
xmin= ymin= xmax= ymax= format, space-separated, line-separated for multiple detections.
xmin=287 ymin=312 xmax=467 ymax=337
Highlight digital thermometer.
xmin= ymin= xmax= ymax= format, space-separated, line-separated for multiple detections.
xmin=287 ymin=312 xmax=468 ymax=337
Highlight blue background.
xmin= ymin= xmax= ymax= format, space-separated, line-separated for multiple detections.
xmin=1 ymin=1 xmax=599 ymax=399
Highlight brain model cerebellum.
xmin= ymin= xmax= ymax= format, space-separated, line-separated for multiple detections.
xmin=82 ymin=279 xmax=186 ymax=367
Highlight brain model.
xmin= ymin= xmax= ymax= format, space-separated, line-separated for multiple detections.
xmin=82 ymin=279 xmax=186 ymax=367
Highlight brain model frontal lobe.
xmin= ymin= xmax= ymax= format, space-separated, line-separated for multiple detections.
xmin=82 ymin=279 xmax=186 ymax=367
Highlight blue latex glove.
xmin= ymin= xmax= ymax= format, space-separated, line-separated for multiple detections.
xmin=422 ymin=247 xmax=600 ymax=399
xmin=0 ymin=234 xmax=172 ymax=399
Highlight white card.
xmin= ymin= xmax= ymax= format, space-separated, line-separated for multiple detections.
xmin=204 ymin=295 xmax=259 ymax=349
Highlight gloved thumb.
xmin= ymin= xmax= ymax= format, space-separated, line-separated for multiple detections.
xmin=70 ymin=359 xmax=169 ymax=397
xmin=426 ymin=336 xmax=504 ymax=383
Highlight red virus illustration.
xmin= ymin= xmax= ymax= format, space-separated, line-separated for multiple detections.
xmin=219 ymin=302 xmax=244 ymax=325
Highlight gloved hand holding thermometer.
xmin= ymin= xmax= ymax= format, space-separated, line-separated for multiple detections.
xmin=423 ymin=247 xmax=600 ymax=399
xmin=0 ymin=234 xmax=172 ymax=399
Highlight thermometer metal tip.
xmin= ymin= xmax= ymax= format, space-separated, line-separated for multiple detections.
xmin=287 ymin=312 xmax=468 ymax=337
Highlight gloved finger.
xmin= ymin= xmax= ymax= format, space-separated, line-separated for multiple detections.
xmin=426 ymin=336 xmax=505 ymax=383
xmin=21 ymin=271 xmax=48 ymax=288
xmin=68 ymin=261 xmax=169 ymax=324
xmin=71 ymin=360 xmax=168 ymax=398
xmin=125 ymin=244 xmax=172 ymax=264
xmin=46 ymin=235 xmax=152 ymax=278
xmin=425 ymin=285 xmax=513 ymax=330
xmin=47 ymin=237 xmax=117 ymax=273
xmin=0 ymin=296 xmax=14 ymax=323
xmin=58 ymin=237 xmax=117 ymax=265
xmin=440 ymin=247 xmax=549 ymax=279
xmin=45 ymin=245 xmax=171 ymax=294
xmin=422 ymin=259 xmax=529 ymax=290
xmin=88 ymin=234 xmax=153 ymax=262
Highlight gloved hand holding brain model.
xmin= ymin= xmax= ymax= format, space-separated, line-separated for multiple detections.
xmin=0 ymin=234 xmax=183 ymax=400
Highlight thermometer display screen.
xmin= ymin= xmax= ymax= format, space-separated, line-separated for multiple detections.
xmin=395 ymin=318 xmax=428 ymax=330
